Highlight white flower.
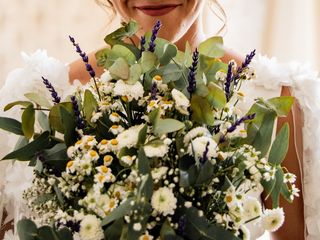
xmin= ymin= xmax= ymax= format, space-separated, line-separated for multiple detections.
xmin=139 ymin=231 xmax=154 ymax=240
xmin=144 ymin=142 xmax=168 ymax=158
xmin=109 ymin=112 xmax=120 ymax=122
xmin=100 ymin=70 xmax=113 ymax=83
xmin=242 ymin=197 xmax=262 ymax=222
xmin=133 ymin=223 xmax=142 ymax=231
xmin=290 ymin=184 xmax=300 ymax=200
xmin=151 ymin=167 xmax=168 ymax=180
xmin=171 ymin=89 xmax=190 ymax=115
xmin=79 ymin=215 xmax=104 ymax=240
xmin=109 ymin=124 xmax=125 ymax=135
xmin=151 ymin=187 xmax=177 ymax=216
xmin=261 ymin=208 xmax=285 ymax=232
xmin=120 ymin=155 xmax=136 ymax=167
xmin=91 ymin=111 xmax=103 ymax=123
xmin=187 ymin=136 xmax=218 ymax=160
xmin=183 ymin=127 xmax=211 ymax=146
xmin=114 ymin=80 xmax=144 ymax=101
xmin=284 ymin=173 xmax=296 ymax=184
xmin=116 ymin=124 xmax=145 ymax=149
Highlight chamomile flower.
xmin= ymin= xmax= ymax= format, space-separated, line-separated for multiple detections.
xmin=91 ymin=111 xmax=103 ymax=123
xmin=284 ymin=173 xmax=297 ymax=184
xmin=116 ymin=124 xmax=145 ymax=149
xmin=103 ymin=155 xmax=113 ymax=166
xmin=147 ymin=100 xmax=159 ymax=112
xmin=66 ymin=160 xmax=76 ymax=174
xmin=98 ymin=139 xmax=109 ymax=154
xmin=79 ymin=215 xmax=104 ymax=240
xmin=139 ymin=231 xmax=154 ymax=240
xmin=109 ymin=112 xmax=120 ymax=122
xmin=171 ymin=89 xmax=190 ymax=115
xmin=113 ymin=80 xmax=144 ymax=101
xmin=120 ymin=155 xmax=136 ymax=167
xmin=261 ymin=208 xmax=285 ymax=232
xmin=109 ymin=125 xmax=124 ymax=135
xmin=151 ymin=187 xmax=177 ymax=216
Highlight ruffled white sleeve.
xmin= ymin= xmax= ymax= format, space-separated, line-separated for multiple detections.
xmin=0 ymin=50 xmax=78 ymax=234
xmin=251 ymin=55 xmax=320 ymax=240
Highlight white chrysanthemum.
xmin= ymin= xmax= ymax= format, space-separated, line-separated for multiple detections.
xmin=242 ymin=197 xmax=262 ymax=222
xmin=116 ymin=124 xmax=145 ymax=149
xmin=187 ymin=136 xmax=218 ymax=160
xmin=79 ymin=215 xmax=104 ymax=240
xmin=183 ymin=127 xmax=211 ymax=146
xmin=151 ymin=167 xmax=168 ymax=180
xmin=171 ymin=89 xmax=190 ymax=115
xmin=151 ymin=187 xmax=177 ymax=216
xmin=261 ymin=208 xmax=285 ymax=232
xmin=113 ymin=80 xmax=144 ymax=101
xmin=144 ymin=143 xmax=168 ymax=158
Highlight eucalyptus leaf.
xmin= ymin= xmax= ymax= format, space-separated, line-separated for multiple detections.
xmin=268 ymin=96 xmax=294 ymax=117
xmin=206 ymin=82 xmax=227 ymax=110
xmin=268 ymin=123 xmax=289 ymax=165
xmin=154 ymin=118 xmax=185 ymax=135
xmin=109 ymin=58 xmax=130 ymax=80
xmin=104 ymin=218 xmax=124 ymax=240
xmin=128 ymin=63 xmax=142 ymax=84
xmin=25 ymin=92 xmax=52 ymax=108
xmin=60 ymin=106 xmax=77 ymax=147
xmin=138 ymin=147 xmax=150 ymax=175
xmin=2 ymin=131 xmax=50 ymax=161
xmin=49 ymin=102 xmax=74 ymax=133
xmin=104 ymin=20 xmax=139 ymax=46
xmin=140 ymin=51 xmax=157 ymax=73
xmin=159 ymin=43 xmax=178 ymax=65
xmin=191 ymin=95 xmax=215 ymax=126
xmin=17 ymin=219 xmax=38 ymax=240
xmin=112 ymin=44 xmax=137 ymax=65
xmin=271 ymin=167 xmax=284 ymax=208
xmin=83 ymin=90 xmax=98 ymax=123
xmin=38 ymin=226 xmax=59 ymax=240
xmin=22 ymin=104 xmax=35 ymax=139
xmin=198 ymin=36 xmax=224 ymax=58
xmin=37 ymin=111 xmax=50 ymax=132
xmin=4 ymin=100 xmax=31 ymax=112
xmin=0 ymin=116 xmax=24 ymax=135
xmin=137 ymin=124 xmax=148 ymax=146
xmin=161 ymin=64 xmax=183 ymax=83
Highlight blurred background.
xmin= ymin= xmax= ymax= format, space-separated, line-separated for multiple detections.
xmin=0 ymin=0 xmax=319 ymax=87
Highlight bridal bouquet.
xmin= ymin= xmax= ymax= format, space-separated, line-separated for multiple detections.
xmin=0 ymin=21 xmax=298 ymax=240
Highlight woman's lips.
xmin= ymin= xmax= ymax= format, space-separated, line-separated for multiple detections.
xmin=135 ymin=5 xmax=180 ymax=16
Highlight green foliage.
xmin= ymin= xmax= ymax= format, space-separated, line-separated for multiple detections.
xmin=269 ymin=123 xmax=289 ymax=165
xmin=206 ymin=82 xmax=227 ymax=110
xmin=49 ymin=102 xmax=73 ymax=133
xmin=0 ymin=116 xmax=24 ymax=135
xmin=25 ymin=92 xmax=52 ymax=108
xmin=4 ymin=100 xmax=31 ymax=112
xmin=59 ymin=106 xmax=77 ymax=147
xmin=83 ymin=90 xmax=98 ymax=123
xmin=198 ymin=37 xmax=224 ymax=58
xmin=191 ymin=95 xmax=215 ymax=125
xmin=159 ymin=43 xmax=178 ymax=65
xmin=109 ymin=57 xmax=130 ymax=80
xmin=22 ymin=104 xmax=35 ymax=139
xmin=140 ymin=51 xmax=157 ymax=73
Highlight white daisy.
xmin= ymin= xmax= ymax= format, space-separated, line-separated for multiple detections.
xmin=171 ymin=89 xmax=190 ymax=115
xmin=120 ymin=155 xmax=136 ymax=167
xmin=151 ymin=187 xmax=177 ymax=216
xmin=151 ymin=167 xmax=168 ymax=180
xmin=187 ymin=136 xmax=218 ymax=160
xmin=113 ymin=80 xmax=144 ymax=102
xmin=116 ymin=124 xmax=145 ymax=149
xmin=261 ymin=208 xmax=285 ymax=232
xmin=109 ymin=124 xmax=125 ymax=135
xmin=79 ymin=215 xmax=104 ymax=240
xmin=183 ymin=127 xmax=211 ymax=146
xmin=242 ymin=197 xmax=262 ymax=222
xmin=144 ymin=142 xmax=168 ymax=158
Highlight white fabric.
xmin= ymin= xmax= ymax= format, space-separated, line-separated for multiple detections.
xmin=0 ymin=51 xmax=319 ymax=239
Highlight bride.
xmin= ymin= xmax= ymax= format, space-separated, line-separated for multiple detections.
xmin=0 ymin=0 xmax=316 ymax=239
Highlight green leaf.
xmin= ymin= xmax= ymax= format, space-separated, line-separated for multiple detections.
xmin=198 ymin=37 xmax=224 ymax=58
xmin=271 ymin=167 xmax=284 ymax=208
xmin=137 ymin=124 xmax=148 ymax=146
xmin=198 ymin=56 xmax=228 ymax=82
xmin=128 ymin=63 xmax=142 ymax=84
xmin=162 ymin=64 xmax=183 ymax=83
xmin=2 ymin=131 xmax=50 ymax=161
xmin=60 ymin=106 xmax=77 ymax=147
xmin=104 ymin=20 xmax=139 ymax=46
xmin=191 ymin=95 xmax=215 ymax=126
xmin=104 ymin=218 xmax=124 ymax=240
xmin=184 ymin=41 xmax=193 ymax=67
xmin=268 ymin=96 xmax=294 ymax=117
xmin=281 ymin=183 xmax=293 ymax=203
xmin=37 ymin=111 xmax=50 ymax=132
xmin=269 ymin=123 xmax=289 ymax=165
xmin=83 ymin=90 xmax=98 ymax=123
xmin=101 ymin=198 xmax=134 ymax=226
xmin=22 ymin=104 xmax=35 ymax=139
xmin=148 ymin=108 xmax=160 ymax=126
xmin=25 ymin=92 xmax=52 ymax=108
xmin=159 ymin=43 xmax=178 ymax=65
xmin=38 ymin=226 xmax=59 ymax=240
xmin=154 ymin=118 xmax=185 ymax=135
xmin=109 ymin=58 xmax=130 ymax=80
xmin=196 ymin=161 xmax=214 ymax=185
xmin=4 ymin=100 xmax=31 ymax=111
xmin=141 ymin=51 xmax=157 ymax=73
xmin=17 ymin=219 xmax=38 ymax=240
xmin=185 ymin=207 xmax=240 ymax=240
xmin=0 ymin=116 xmax=24 ymax=135
xmin=53 ymin=183 xmax=65 ymax=207
xmin=138 ymin=147 xmax=150 ymax=175
xmin=252 ymin=112 xmax=276 ymax=157
xmin=49 ymin=102 xmax=74 ymax=133
xmin=57 ymin=228 xmax=73 ymax=240
xmin=32 ymin=193 xmax=54 ymax=205
xmin=206 ymin=82 xmax=227 ymax=110
xmin=160 ymin=220 xmax=178 ymax=239
xmin=112 ymin=44 xmax=137 ymax=65
xmin=43 ymin=143 xmax=68 ymax=171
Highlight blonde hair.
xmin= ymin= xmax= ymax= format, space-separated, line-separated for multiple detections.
xmin=95 ymin=0 xmax=227 ymax=36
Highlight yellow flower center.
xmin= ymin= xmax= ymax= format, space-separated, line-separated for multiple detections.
xmin=109 ymin=200 xmax=116 ymax=209
xmin=87 ymin=136 xmax=94 ymax=142
xmin=104 ymin=155 xmax=113 ymax=163
xmin=111 ymin=112 xmax=119 ymax=117
xmin=163 ymin=100 xmax=172 ymax=105
xmin=111 ymin=125 xmax=119 ymax=129
xmin=148 ymin=101 xmax=156 ymax=107
xmin=237 ymin=91 xmax=245 ymax=97
xmin=115 ymin=191 xmax=121 ymax=199
xmin=89 ymin=150 xmax=98 ymax=157
xmin=154 ymin=75 xmax=162 ymax=81
xmin=98 ymin=175 xmax=105 ymax=183
xmin=100 ymin=139 xmax=108 ymax=145
xmin=76 ymin=140 xmax=82 ymax=145
xmin=84 ymin=145 xmax=91 ymax=150
xmin=225 ymin=195 xmax=233 ymax=203
xmin=121 ymin=96 xmax=129 ymax=102
xmin=66 ymin=161 xmax=74 ymax=168
xmin=240 ymin=130 xmax=247 ymax=133
xmin=100 ymin=166 xmax=109 ymax=173
xmin=111 ymin=139 xmax=118 ymax=146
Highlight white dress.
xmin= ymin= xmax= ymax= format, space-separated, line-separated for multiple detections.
xmin=0 ymin=51 xmax=319 ymax=240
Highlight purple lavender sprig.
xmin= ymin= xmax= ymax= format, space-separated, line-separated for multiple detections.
xmin=151 ymin=82 xmax=158 ymax=100
xmin=42 ymin=77 xmax=61 ymax=104
xmin=71 ymin=96 xmax=85 ymax=130
xmin=140 ymin=36 xmax=146 ymax=56
xmin=234 ymin=49 xmax=256 ymax=84
xmin=69 ymin=35 xmax=101 ymax=101
xmin=227 ymin=113 xmax=256 ymax=133
xmin=177 ymin=215 xmax=187 ymax=236
xmin=224 ymin=62 xmax=233 ymax=101
xmin=187 ymin=48 xmax=199 ymax=95
xmin=148 ymin=20 xmax=162 ymax=52
xmin=200 ymin=141 xmax=210 ymax=165
xmin=69 ymin=36 xmax=95 ymax=79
